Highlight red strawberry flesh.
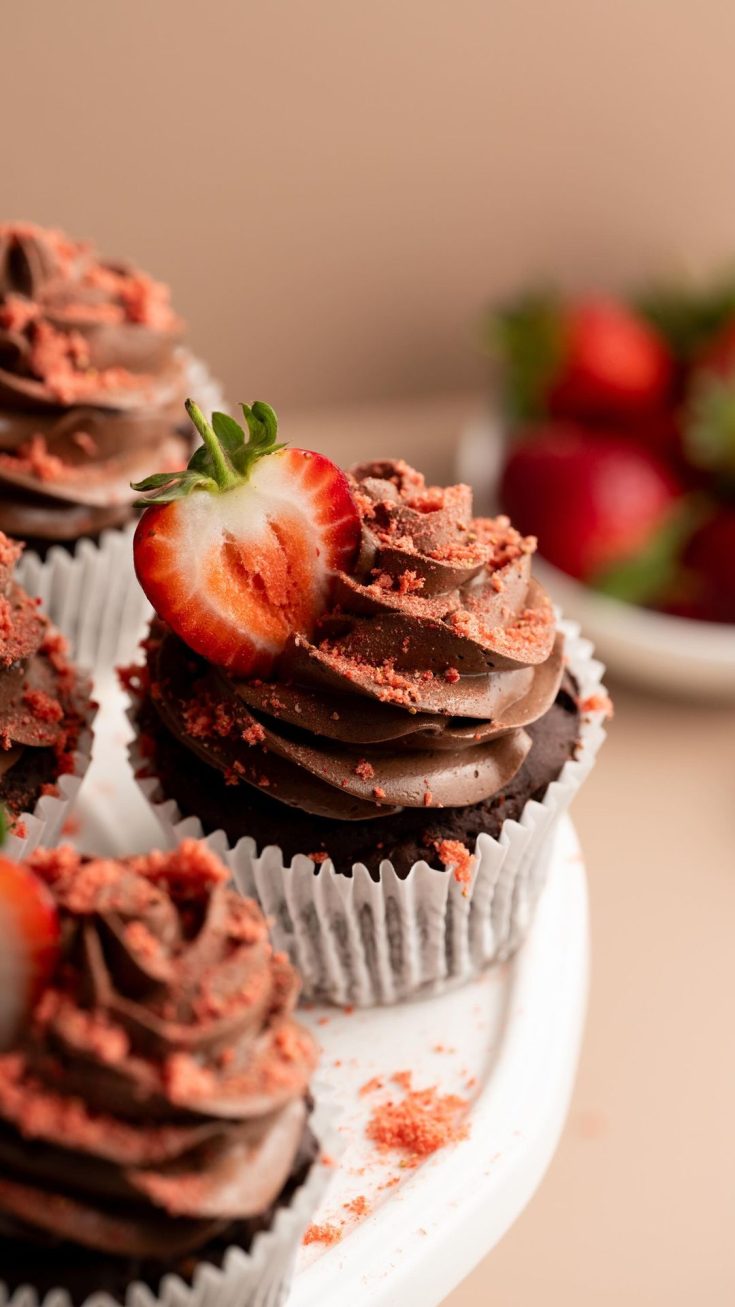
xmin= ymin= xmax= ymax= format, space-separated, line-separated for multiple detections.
xmin=134 ymin=446 xmax=361 ymax=676
xmin=0 ymin=857 xmax=60 ymax=1051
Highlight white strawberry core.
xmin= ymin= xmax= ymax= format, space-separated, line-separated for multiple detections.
xmin=179 ymin=454 xmax=332 ymax=652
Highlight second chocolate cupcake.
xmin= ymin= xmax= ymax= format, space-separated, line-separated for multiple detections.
xmin=126 ymin=400 xmax=609 ymax=1004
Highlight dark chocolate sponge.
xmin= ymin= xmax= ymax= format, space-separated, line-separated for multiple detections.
xmin=137 ymin=677 xmax=580 ymax=878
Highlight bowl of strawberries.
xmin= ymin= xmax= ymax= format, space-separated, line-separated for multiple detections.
xmin=462 ymin=284 xmax=735 ymax=698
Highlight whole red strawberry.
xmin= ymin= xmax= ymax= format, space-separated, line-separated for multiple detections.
xmin=133 ymin=400 xmax=361 ymax=676
xmin=500 ymin=424 xmax=683 ymax=587
xmin=492 ymin=294 xmax=673 ymax=423
xmin=548 ymin=299 xmax=673 ymax=421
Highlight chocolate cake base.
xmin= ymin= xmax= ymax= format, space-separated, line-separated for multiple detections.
xmin=0 ymin=746 xmax=63 ymax=820
xmin=138 ymin=678 xmax=580 ymax=878
xmin=0 ymin=1125 xmax=317 ymax=1306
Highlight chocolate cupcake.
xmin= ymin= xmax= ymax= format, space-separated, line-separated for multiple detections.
xmin=0 ymin=840 xmax=331 ymax=1307
xmin=126 ymin=403 xmax=609 ymax=1003
xmin=0 ymin=531 xmax=93 ymax=859
xmin=0 ymin=222 xmax=222 ymax=667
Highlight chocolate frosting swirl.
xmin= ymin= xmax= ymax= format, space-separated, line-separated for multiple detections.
xmin=0 ymin=531 xmax=88 ymax=815
xmin=0 ymin=223 xmax=193 ymax=544
xmin=0 ymin=842 xmax=317 ymax=1260
xmin=142 ymin=461 xmax=565 ymax=821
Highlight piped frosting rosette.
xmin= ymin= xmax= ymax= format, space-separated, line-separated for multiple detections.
xmin=0 ymin=842 xmax=337 ymax=1307
xmin=0 ymin=223 xmax=222 ymax=671
xmin=0 ymin=533 xmax=93 ymax=860
xmin=131 ymin=460 xmax=609 ymax=1005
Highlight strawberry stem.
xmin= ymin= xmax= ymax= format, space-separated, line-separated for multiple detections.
xmin=133 ymin=399 xmax=286 ymax=504
xmin=185 ymin=399 xmax=239 ymax=491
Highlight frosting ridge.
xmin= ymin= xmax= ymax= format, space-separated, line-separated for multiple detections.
xmin=0 ymin=222 xmax=192 ymax=544
xmin=136 ymin=461 xmax=566 ymax=822
xmin=0 ymin=530 xmax=88 ymax=819
xmin=0 ymin=841 xmax=317 ymax=1259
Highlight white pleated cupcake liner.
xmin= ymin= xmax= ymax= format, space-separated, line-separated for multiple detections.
xmin=15 ymin=354 xmax=223 ymax=677
xmin=130 ymin=620 xmax=608 ymax=1006
xmin=3 ymin=677 xmax=96 ymax=861
xmin=0 ymin=1090 xmax=341 ymax=1307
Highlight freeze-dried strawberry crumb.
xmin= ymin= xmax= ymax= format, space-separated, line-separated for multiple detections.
xmin=434 ymin=839 xmax=473 ymax=888
xmin=392 ymin=1070 xmax=413 ymax=1091
xmin=443 ymin=666 xmax=460 ymax=683
xmin=0 ymin=294 xmax=39 ymax=332
xmin=580 ymin=692 xmax=614 ymax=718
xmin=0 ymin=434 xmax=66 ymax=483
xmin=40 ymin=629 xmax=70 ymax=674
xmin=367 ymin=1085 xmax=469 ymax=1164
xmin=71 ymin=430 xmax=98 ymax=457
xmin=164 ymin=1053 xmax=217 ymax=1101
xmin=343 ymin=1195 xmax=369 ymax=1217
xmin=359 ymin=1075 xmax=384 ymax=1096
xmin=131 ymin=839 xmax=229 ymax=893
xmin=242 ymin=721 xmax=266 ymax=745
xmin=372 ymin=785 xmax=387 ymax=802
xmin=22 ymin=689 xmax=63 ymax=723
xmin=309 ymin=851 xmax=329 ymax=864
xmin=354 ymin=758 xmax=375 ymax=781
xmin=303 ymin=1223 xmax=342 ymax=1246
xmin=123 ymin=920 xmax=162 ymax=962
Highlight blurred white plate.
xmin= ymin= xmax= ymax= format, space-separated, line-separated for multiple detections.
xmin=458 ymin=411 xmax=735 ymax=700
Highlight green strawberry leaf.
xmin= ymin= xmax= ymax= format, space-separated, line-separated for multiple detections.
xmin=637 ymin=277 xmax=735 ymax=360
xmin=683 ymin=373 xmax=735 ymax=479
xmin=481 ymin=291 xmax=564 ymax=422
xmin=212 ymin=410 xmax=248 ymax=452
xmin=132 ymin=398 xmax=286 ymax=503
xmin=132 ymin=468 xmax=216 ymax=503
xmin=593 ymin=496 xmax=704 ymax=606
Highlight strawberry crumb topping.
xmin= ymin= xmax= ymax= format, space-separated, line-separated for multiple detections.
xmin=242 ymin=721 xmax=266 ymax=746
xmin=359 ymin=1075 xmax=385 ymax=1096
xmin=367 ymin=1085 xmax=469 ymax=1165
xmin=0 ymin=434 xmax=66 ymax=483
xmin=580 ymin=692 xmax=614 ymax=718
xmin=434 ymin=839 xmax=474 ymax=888
xmin=21 ymin=689 xmax=64 ymax=724
xmin=303 ymin=1223 xmax=343 ymax=1246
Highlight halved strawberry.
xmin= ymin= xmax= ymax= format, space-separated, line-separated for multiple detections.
xmin=133 ymin=400 xmax=361 ymax=675
xmin=0 ymin=854 xmax=60 ymax=1050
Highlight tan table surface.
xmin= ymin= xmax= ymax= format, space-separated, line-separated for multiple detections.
xmin=288 ymin=393 xmax=735 ymax=1307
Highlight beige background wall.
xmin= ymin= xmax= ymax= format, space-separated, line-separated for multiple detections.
xmin=6 ymin=0 xmax=735 ymax=410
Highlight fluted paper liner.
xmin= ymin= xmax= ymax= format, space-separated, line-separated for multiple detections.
xmin=3 ymin=677 xmax=95 ymax=861
xmin=15 ymin=353 xmax=223 ymax=674
xmin=131 ymin=621 xmax=608 ymax=1006
xmin=0 ymin=1092 xmax=340 ymax=1307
